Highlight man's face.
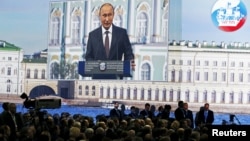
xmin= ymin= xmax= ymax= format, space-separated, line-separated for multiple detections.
xmin=99 ymin=4 xmax=114 ymax=30
xmin=114 ymin=103 xmax=119 ymax=109
xmin=183 ymin=104 xmax=188 ymax=110
xmin=204 ymin=104 xmax=209 ymax=110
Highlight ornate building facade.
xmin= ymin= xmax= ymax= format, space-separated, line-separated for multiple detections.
xmin=0 ymin=40 xmax=23 ymax=95
xmin=47 ymin=0 xmax=170 ymax=80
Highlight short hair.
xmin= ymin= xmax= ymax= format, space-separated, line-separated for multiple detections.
xmin=145 ymin=103 xmax=150 ymax=107
xmin=178 ymin=100 xmax=184 ymax=107
xmin=130 ymin=106 xmax=136 ymax=110
xmin=99 ymin=3 xmax=114 ymax=15
xmin=204 ymin=103 xmax=209 ymax=107
xmin=2 ymin=102 xmax=9 ymax=111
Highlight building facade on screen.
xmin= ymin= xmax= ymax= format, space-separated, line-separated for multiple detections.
xmin=2 ymin=39 xmax=250 ymax=112
xmin=0 ymin=40 xmax=23 ymax=95
xmin=47 ymin=0 xmax=172 ymax=80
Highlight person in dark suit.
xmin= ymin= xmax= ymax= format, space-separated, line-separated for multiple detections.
xmin=0 ymin=102 xmax=9 ymax=125
xmin=109 ymin=102 xmax=123 ymax=120
xmin=128 ymin=106 xmax=139 ymax=119
xmin=183 ymin=102 xmax=194 ymax=128
xmin=197 ymin=103 xmax=214 ymax=127
xmin=2 ymin=103 xmax=23 ymax=141
xmin=85 ymin=3 xmax=135 ymax=79
xmin=174 ymin=100 xmax=185 ymax=121
xmin=139 ymin=103 xmax=154 ymax=119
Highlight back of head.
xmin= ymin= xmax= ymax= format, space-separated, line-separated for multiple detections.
xmin=145 ymin=103 xmax=150 ymax=107
xmin=2 ymin=102 xmax=9 ymax=111
xmin=178 ymin=101 xmax=184 ymax=108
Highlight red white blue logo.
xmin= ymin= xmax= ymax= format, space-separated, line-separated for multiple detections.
xmin=211 ymin=0 xmax=247 ymax=32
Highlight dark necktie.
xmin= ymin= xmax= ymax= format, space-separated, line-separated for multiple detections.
xmin=104 ymin=31 xmax=109 ymax=57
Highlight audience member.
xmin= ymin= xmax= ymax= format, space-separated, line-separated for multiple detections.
xmin=139 ymin=103 xmax=154 ymax=119
xmin=2 ymin=103 xmax=23 ymax=141
xmin=0 ymin=101 xmax=221 ymax=141
xmin=128 ymin=106 xmax=139 ymax=119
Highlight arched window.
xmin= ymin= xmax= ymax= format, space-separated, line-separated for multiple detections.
xmin=141 ymin=63 xmax=150 ymax=80
xmin=85 ymin=85 xmax=89 ymax=95
xmin=230 ymin=91 xmax=234 ymax=103
xmin=100 ymin=86 xmax=103 ymax=98
xmin=136 ymin=12 xmax=148 ymax=43
xmin=107 ymin=86 xmax=110 ymax=99
xmin=141 ymin=88 xmax=145 ymax=100
xmin=187 ymin=69 xmax=191 ymax=82
xmin=71 ymin=15 xmax=81 ymax=44
xmin=120 ymin=87 xmax=124 ymax=99
xmin=247 ymin=92 xmax=250 ymax=103
xmin=178 ymin=69 xmax=182 ymax=82
xmin=238 ymin=91 xmax=243 ymax=104
xmin=169 ymin=89 xmax=173 ymax=101
xmin=27 ymin=69 xmax=30 ymax=78
xmin=7 ymin=67 xmax=11 ymax=76
xmin=113 ymin=87 xmax=117 ymax=99
xmin=155 ymin=88 xmax=159 ymax=101
xmin=164 ymin=65 xmax=168 ymax=81
xmin=1 ymin=67 xmax=5 ymax=74
xmin=41 ymin=69 xmax=45 ymax=79
xmin=203 ymin=90 xmax=207 ymax=102
xmin=162 ymin=88 xmax=167 ymax=101
xmin=221 ymin=91 xmax=225 ymax=103
xmin=78 ymin=85 xmax=82 ymax=95
xmin=127 ymin=87 xmax=131 ymax=100
xmin=211 ymin=90 xmax=216 ymax=103
xmin=34 ymin=69 xmax=38 ymax=79
xmin=171 ymin=69 xmax=175 ymax=82
xmin=133 ymin=87 xmax=137 ymax=100
xmin=194 ymin=90 xmax=199 ymax=102
xmin=6 ymin=79 xmax=11 ymax=92
xmin=50 ymin=17 xmax=60 ymax=45
xmin=177 ymin=89 xmax=181 ymax=101
xmin=185 ymin=90 xmax=189 ymax=102
xmin=148 ymin=88 xmax=151 ymax=100
xmin=92 ymin=86 xmax=96 ymax=96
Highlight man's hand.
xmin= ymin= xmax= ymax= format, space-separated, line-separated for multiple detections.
xmin=131 ymin=60 xmax=136 ymax=71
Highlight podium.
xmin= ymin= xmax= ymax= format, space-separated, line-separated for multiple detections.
xmin=78 ymin=60 xmax=132 ymax=79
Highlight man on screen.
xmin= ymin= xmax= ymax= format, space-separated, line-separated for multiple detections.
xmin=85 ymin=3 xmax=135 ymax=79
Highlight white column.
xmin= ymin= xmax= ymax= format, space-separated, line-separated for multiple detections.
xmin=65 ymin=1 xmax=71 ymax=44
xmin=127 ymin=0 xmax=136 ymax=42
xmin=84 ymin=0 xmax=91 ymax=44
xmin=152 ymin=0 xmax=161 ymax=42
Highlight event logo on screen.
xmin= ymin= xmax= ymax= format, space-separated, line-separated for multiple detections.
xmin=211 ymin=0 xmax=247 ymax=32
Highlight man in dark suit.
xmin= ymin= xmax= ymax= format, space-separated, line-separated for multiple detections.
xmin=183 ymin=102 xmax=194 ymax=128
xmin=2 ymin=103 xmax=23 ymax=141
xmin=197 ymin=103 xmax=214 ymax=127
xmin=139 ymin=103 xmax=154 ymax=119
xmin=174 ymin=100 xmax=185 ymax=121
xmin=85 ymin=3 xmax=135 ymax=79
xmin=109 ymin=102 xmax=123 ymax=121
